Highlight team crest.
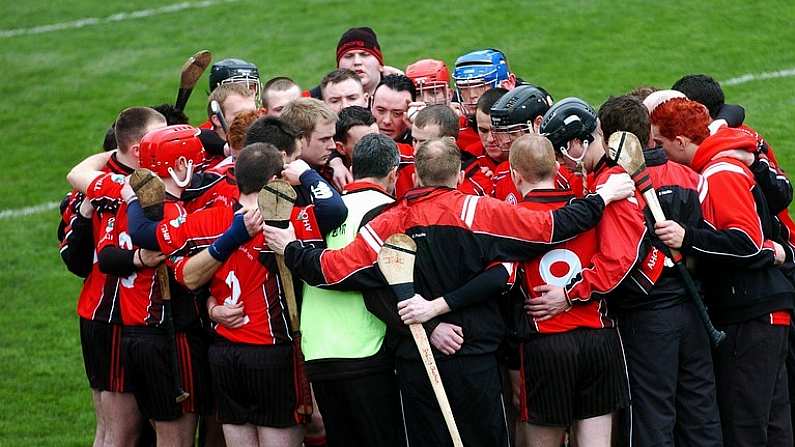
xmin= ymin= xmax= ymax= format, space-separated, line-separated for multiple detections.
xmin=169 ymin=215 xmax=186 ymax=228
xmin=506 ymin=193 xmax=517 ymax=205
xmin=111 ymin=174 xmax=126 ymax=184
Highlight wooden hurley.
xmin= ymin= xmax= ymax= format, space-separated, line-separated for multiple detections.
xmin=377 ymin=234 xmax=464 ymax=447
xmin=606 ymin=131 xmax=726 ymax=346
xmin=257 ymin=179 xmax=313 ymax=421
xmin=129 ymin=169 xmax=190 ymax=403
xmin=175 ymin=50 xmax=212 ymax=112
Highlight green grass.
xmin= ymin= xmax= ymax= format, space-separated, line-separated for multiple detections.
xmin=1 ymin=0 xmax=794 ymax=444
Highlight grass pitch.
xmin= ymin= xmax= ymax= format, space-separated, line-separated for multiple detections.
xmin=1 ymin=0 xmax=794 ymax=444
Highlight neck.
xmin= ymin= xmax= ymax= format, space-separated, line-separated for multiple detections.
xmin=116 ymin=150 xmax=138 ymax=169
xmin=519 ymin=178 xmax=555 ymax=196
xmin=353 ymin=177 xmax=387 ymax=191
xmin=162 ymin=177 xmax=183 ymax=198
xmin=238 ymin=193 xmax=258 ymax=209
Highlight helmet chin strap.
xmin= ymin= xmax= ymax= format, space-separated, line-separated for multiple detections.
xmin=560 ymin=140 xmax=590 ymax=175
xmin=168 ymin=160 xmax=194 ymax=188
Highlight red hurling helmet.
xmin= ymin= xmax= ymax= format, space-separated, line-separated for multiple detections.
xmin=138 ymin=125 xmax=205 ymax=179
xmin=406 ymin=59 xmax=450 ymax=106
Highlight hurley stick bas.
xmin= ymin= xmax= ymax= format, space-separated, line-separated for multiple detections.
xmin=175 ymin=50 xmax=212 ymax=112
xmin=129 ymin=169 xmax=190 ymax=403
xmin=377 ymin=234 xmax=464 ymax=447
xmin=606 ymin=131 xmax=726 ymax=346
xmin=257 ymin=179 xmax=313 ymax=422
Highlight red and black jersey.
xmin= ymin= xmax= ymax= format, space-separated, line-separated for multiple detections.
xmin=457 ymin=116 xmax=482 ymax=157
xmin=181 ymin=156 xmax=239 ymax=213
xmin=208 ymin=232 xmax=292 ymax=345
xmin=285 ymin=187 xmax=607 ymax=359
xmin=66 ymin=156 xmax=133 ymax=323
xmin=459 ymin=156 xmax=493 ymax=196
xmin=492 ymin=161 xmax=519 ymax=204
xmin=394 ymin=143 xmax=416 ymax=199
xmin=682 ymin=127 xmax=794 ymax=324
xmin=98 ymin=200 xmax=186 ymax=327
xmin=517 ymin=189 xmax=612 ymax=333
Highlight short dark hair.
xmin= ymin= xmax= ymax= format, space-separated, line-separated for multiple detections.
xmin=476 ymin=88 xmax=508 ymax=114
xmin=375 ymin=74 xmax=417 ymax=102
xmin=244 ymin=116 xmax=301 ymax=156
xmin=335 ymin=106 xmax=376 ymax=143
xmin=102 ymin=126 xmax=117 ymax=151
xmin=627 ymin=85 xmax=658 ymax=102
xmin=320 ymin=68 xmax=362 ymax=95
xmin=671 ymin=74 xmax=724 ymax=119
xmin=351 ymin=133 xmax=399 ymax=180
xmin=414 ymin=105 xmax=459 ymax=139
xmin=415 ymin=138 xmax=461 ymax=186
xmin=598 ymin=95 xmax=651 ymax=148
xmin=262 ymin=76 xmax=299 ymax=108
xmin=151 ymin=103 xmax=190 ymax=125
xmin=235 ymin=143 xmax=284 ymax=194
xmin=114 ymin=107 xmax=166 ymax=152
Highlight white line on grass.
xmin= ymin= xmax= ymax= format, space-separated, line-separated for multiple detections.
xmin=722 ymin=67 xmax=795 ymax=86
xmin=0 ymin=201 xmax=60 ymax=220
xmin=0 ymin=0 xmax=240 ymax=38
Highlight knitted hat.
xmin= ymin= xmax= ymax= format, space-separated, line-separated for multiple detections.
xmin=336 ymin=27 xmax=383 ymax=66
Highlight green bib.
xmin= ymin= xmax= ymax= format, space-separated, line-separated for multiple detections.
xmin=301 ymin=188 xmax=394 ymax=361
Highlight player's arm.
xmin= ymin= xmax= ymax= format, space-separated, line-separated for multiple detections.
xmin=66 ymin=151 xmax=114 ymax=193
xmin=398 ymin=263 xmax=514 ymax=324
xmin=750 ymin=155 xmax=792 ymax=215
xmin=678 ymin=170 xmax=776 ymax=268
xmin=564 ymin=197 xmax=647 ymax=302
xmin=297 ymin=166 xmax=347 ymax=235
xmin=59 ymin=196 xmax=95 ymax=278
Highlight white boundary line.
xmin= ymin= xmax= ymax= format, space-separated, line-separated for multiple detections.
xmin=0 ymin=201 xmax=60 ymax=220
xmin=722 ymin=67 xmax=795 ymax=86
xmin=0 ymin=0 xmax=239 ymax=38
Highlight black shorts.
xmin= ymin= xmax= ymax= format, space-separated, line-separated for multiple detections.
xmin=80 ymin=318 xmax=129 ymax=392
xmin=520 ymin=327 xmax=629 ymax=426
xmin=122 ymin=327 xmax=211 ymax=421
xmin=208 ymin=341 xmax=297 ymax=428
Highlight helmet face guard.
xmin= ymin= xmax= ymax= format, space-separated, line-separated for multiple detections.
xmin=415 ymin=80 xmax=450 ymax=106
xmin=492 ymin=123 xmax=532 ymax=150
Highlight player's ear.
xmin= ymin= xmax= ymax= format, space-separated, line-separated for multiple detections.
xmin=131 ymin=143 xmax=140 ymax=160
xmin=533 ymin=116 xmax=544 ymax=133
xmin=335 ymin=141 xmax=346 ymax=155
xmin=210 ymin=115 xmax=220 ymax=129
xmin=457 ymin=169 xmax=465 ymax=186
xmin=412 ymin=171 xmax=420 ymax=187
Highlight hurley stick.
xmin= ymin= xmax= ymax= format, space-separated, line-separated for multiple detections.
xmin=607 ymin=131 xmax=726 ymax=346
xmin=129 ymin=169 xmax=190 ymax=403
xmin=257 ymin=179 xmax=313 ymax=421
xmin=377 ymin=234 xmax=464 ymax=447
xmin=175 ymin=50 xmax=212 ymax=112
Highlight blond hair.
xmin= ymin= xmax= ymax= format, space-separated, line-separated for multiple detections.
xmin=207 ymin=83 xmax=254 ymax=117
xmin=508 ymin=134 xmax=556 ymax=182
xmin=280 ymin=97 xmax=338 ymax=137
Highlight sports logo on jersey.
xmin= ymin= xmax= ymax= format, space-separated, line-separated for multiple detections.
xmin=311 ymin=182 xmax=333 ymax=199
xmin=169 ymin=215 xmax=186 ymax=228
xmin=105 ymin=217 xmax=115 ymax=234
xmin=505 ymin=193 xmax=517 ymax=205
xmin=539 ymin=249 xmax=582 ymax=287
xmin=111 ymin=174 xmax=126 ymax=184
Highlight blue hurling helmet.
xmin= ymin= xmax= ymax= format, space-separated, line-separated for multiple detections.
xmin=453 ymin=49 xmax=510 ymax=90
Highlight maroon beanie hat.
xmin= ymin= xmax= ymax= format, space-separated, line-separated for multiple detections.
xmin=336 ymin=27 xmax=383 ymax=66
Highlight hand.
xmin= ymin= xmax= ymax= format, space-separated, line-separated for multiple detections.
xmin=430 ymin=323 xmax=464 ymax=355
xmin=773 ymin=241 xmax=786 ymax=265
xmin=121 ymin=176 xmax=136 ymax=203
xmin=713 ymin=149 xmax=754 ymax=167
xmin=134 ymin=249 xmax=166 ymax=268
xmin=78 ymin=197 xmax=94 ymax=218
xmin=242 ymin=207 xmax=263 ymax=237
xmin=382 ymin=65 xmax=405 ymax=76
xmin=329 ymin=157 xmax=352 ymax=190
xmin=282 ymin=159 xmax=312 ymax=186
xmin=397 ymin=295 xmax=450 ymax=324
xmin=406 ymin=101 xmax=427 ymax=123
xmin=596 ymin=173 xmax=635 ymax=205
xmin=210 ymin=301 xmax=248 ymax=329
xmin=262 ymin=222 xmax=297 ymax=255
xmin=525 ymin=285 xmax=570 ymax=321
xmin=655 ymin=220 xmax=685 ymax=249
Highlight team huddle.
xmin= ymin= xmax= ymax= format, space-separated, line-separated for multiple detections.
xmin=58 ymin=26 xmax=795 ymax=447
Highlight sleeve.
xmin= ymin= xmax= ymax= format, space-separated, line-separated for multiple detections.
xmin=126 ymin=199 xmax=160 ymax=251
xmin=85 ymin=172 xmax=125 ymax=210
xmin=564 ymin=196 xmax=647 ymax=302
xmin=682 ymin=169 xmax=776 ymax=267
xmin=284 ymin=209 xmax=402 ymax=289
xmin=750 ymin=156 xmax=793 ymax=215
xmin=59 ymin=212 xmax=95 ymax=278
xmin=97 ymin=246 xmax=137 ymax=277
xmin=474 ymin=194 xmax=606 ymax=262
xmin=152 ymin=205 xmax=227 ymax=256
xmin=442 ymin=263 xmax=512 ymax=311
xmin=299 ymin=169 xmax=347 ymax=235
